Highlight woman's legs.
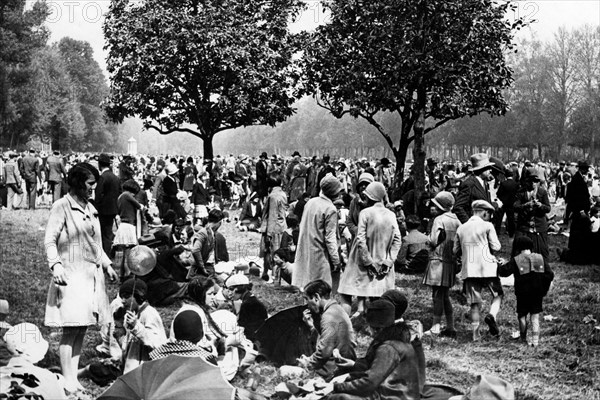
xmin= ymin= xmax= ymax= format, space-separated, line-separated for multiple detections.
xmin=60 ymin=326 xmax=88 ymax=391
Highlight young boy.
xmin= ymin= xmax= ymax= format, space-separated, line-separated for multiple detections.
xmin=498 ymin=236 xmax=554 ymax=346
xmin=453 ymin=200 xmax=502 ymax=341
xmin=115 ymin=278 xmax=168 ymax=373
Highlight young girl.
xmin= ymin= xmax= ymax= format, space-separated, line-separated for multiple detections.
xmin=422 ymin=191 xmax=461 ymax=337
xmin=498 ymin=236 xmax=554 ymax=346
xmin=113 ymin=179 xmax=143 ymax=280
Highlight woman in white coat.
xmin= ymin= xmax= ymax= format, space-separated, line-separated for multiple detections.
xmin=338 ymin=182 xmax=402 ymax=317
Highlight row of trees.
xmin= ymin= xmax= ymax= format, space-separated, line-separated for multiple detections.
xmin=0 ymin=0 xmax=131 ymax=152
xmin=104 ymin=0 xmax=526 ymax=199
xmin=216 ymin=26 xmax=600 ymax=164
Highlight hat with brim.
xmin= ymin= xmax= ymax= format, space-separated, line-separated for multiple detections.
xmin=578 ymin=160 xmax=590 ymax=171
xmin=472 ymin=199 xmax=495 ymax=212
xmin=363 ymin=182 xmax=387 ymax=203
xmin=166 ymin=163 xmax=178 ymax=175
xmin=320 ymin=174 xmax=342 ymax=198
xmin=448 ymin=374 xmax=515 ymax=400
xmin=3 ymin=323 xmax=49 ymax=363
xmin=98 ymin=153 xmax=111 ymax=165
xmin=358 ymin=172 xmax=375 ymax=185
xmin=365 ymin=299 xmax=395 ymax=328
xmin=431 ymin=191 xmax=455 ymax=212
xmin=225 ymin=274 xmax=250 ymax=288
xmin=470 ymin=153 xmax=495 ymax=172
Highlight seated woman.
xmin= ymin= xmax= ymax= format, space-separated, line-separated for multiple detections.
xmin=223 ymin=274 xmax=268 ymax=342
xmin=325 ymin=300 xmax=422 ymax=400
xmin=237 ymin=192 xmax=262 ymax=231
xmin=170 ymin=277 xmax=246 ymax=380
xmin=150 ymin=310 xmax=218 ymax=365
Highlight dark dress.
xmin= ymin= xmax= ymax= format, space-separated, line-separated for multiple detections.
xmin=237 ymin=292 xmax=268 ymax=341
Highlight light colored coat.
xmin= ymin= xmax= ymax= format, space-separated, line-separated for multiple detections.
xmin=453 ymin=215 xmax=501 ymax=279
xmin=423 ymin=212 xmax=461 ymax=287
xmin=44 ymin=194 xmax=112 ymax=327
xmin=123 ymin=303 xmax=167 ymax=373
xmin=338 ymin=203 xmax=402 ymax=297
xmin=260 ymin=186 xmax=288 ymax=235
xmin=293 ymin=194 xmax=340 ymax=289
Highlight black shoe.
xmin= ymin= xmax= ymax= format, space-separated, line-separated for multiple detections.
xmin=484 ymin=314 xmax=500 ymax=336
xmin=440 ymin=328 xmax=457 ymax=339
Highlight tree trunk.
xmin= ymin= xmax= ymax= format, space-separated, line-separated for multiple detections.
xmin=412 ymin=109 xmax=427 ymax=215
xmin=203 ymin=133 xmax=214 ymax=159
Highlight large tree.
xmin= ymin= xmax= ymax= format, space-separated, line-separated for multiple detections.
xmin=302 ymin=0 xmax=526 ymax=202
xmin=103 ymin=0 xmax=305 ymax=158
xmin=0 ymin=0 xmax=49 ymax=147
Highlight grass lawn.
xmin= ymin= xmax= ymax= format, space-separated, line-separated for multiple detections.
xmin=1 ymin=208 xmax=600 ymax=400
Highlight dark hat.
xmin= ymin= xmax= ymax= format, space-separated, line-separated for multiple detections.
xmin=173 ymin=310 xmax=204 ymax=343
xmin=513 ymin=236 xmax=534 ymax=253
xmin=426 ymin=157 xmax=437 ymax=166
xmin=365 ymin=299 xmax=395 ymax=328
xmin=119 ymin=278 xmax=148 ymax=299
xmin=577 ymin=160 xmax=590 ymax=171
xmin=208 ymin=208 xmax=225 ymax=223
xmin=98 ymin=153 xmax=111 ymax=166
xmin=53 ymin=150 xmax=60 ymax=155
xmin=381 ymin=289 xmax=408 ymax=320
xmin=292 ymin=151 xmax=301 ymax=157
xmin=380 ymin=157 xmax=390 ymax=167
xmin=174 ymin=218 xmax=186 ymax=227
xmin=526 ymin=170 xmax=542 ymax=182
xmin=260 ymin=152 xmax=268 ymax=159
xmin=29 ymin=149 xmax=36 ymax=154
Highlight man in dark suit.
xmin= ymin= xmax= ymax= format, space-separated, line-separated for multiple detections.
xmin=495 ymin=169 xmax=520 ymax=237
xmin=46 ymin=150 xmax=66 ymax=204
xmin=256 ymin=152 xmax=269 ymax=200
xmin=453 ymin=153 xmax=496 ymax=224
xmin=21 ymin=149 xmax=42 ymax=210
xmin=95 ymin=153 xmax=121 ymax=256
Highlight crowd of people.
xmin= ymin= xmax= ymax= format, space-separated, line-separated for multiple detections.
xmin=1 ymin=147 xmax=600 ymax=399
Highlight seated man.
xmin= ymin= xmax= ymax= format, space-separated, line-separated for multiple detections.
xmin=297 ymin=280 xmax=356 ymax=379
xmin=237 ymin=192 xmax=262 ymax=231
xmin=395 ymin=215 xmax=429 ymax=273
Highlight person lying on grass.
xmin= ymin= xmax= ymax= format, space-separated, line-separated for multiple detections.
xmin=296 ymin=280 xmax=356 ymax=380
xmin=498 ymin=236 xmax=554 ymax=347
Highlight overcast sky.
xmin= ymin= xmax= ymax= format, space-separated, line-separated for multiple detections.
xmin=32 ymin=0 xmax=600 ymax=75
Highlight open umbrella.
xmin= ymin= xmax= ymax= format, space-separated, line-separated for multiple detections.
xmin=98 ymin=355 xmax=235 ymax=400
xmin=254 ymin=305 xmax=315 ymax=367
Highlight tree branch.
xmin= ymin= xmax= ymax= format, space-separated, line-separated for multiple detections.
xmin=146 ymin=124 xmax=204 ymax=138
xmin=424 ymin=117 xmax=453 ymax=134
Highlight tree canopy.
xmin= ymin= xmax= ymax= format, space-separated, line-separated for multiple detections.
xmin=103 ymin=0 xmax=306 ymax=158
xmin=302 ymin=0 xmax=526 ymax=199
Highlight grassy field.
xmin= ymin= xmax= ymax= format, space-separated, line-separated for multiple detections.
xmin=1 ymin=208 xmax=600 ymax=399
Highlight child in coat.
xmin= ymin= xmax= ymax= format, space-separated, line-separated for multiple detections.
xmin=498 ymin=236 xmax=554 ymax=346
xmin=422 ymin=191 xmax=461 ymax=337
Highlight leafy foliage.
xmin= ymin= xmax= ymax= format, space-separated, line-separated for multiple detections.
xmin=103 ymin=0 xmax=305 ymax=158
xmin=302 ymin=0 xmax=525 ymax=198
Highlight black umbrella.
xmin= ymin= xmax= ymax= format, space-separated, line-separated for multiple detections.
xmin=254 ymin=305 xmax=316 ymax=366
